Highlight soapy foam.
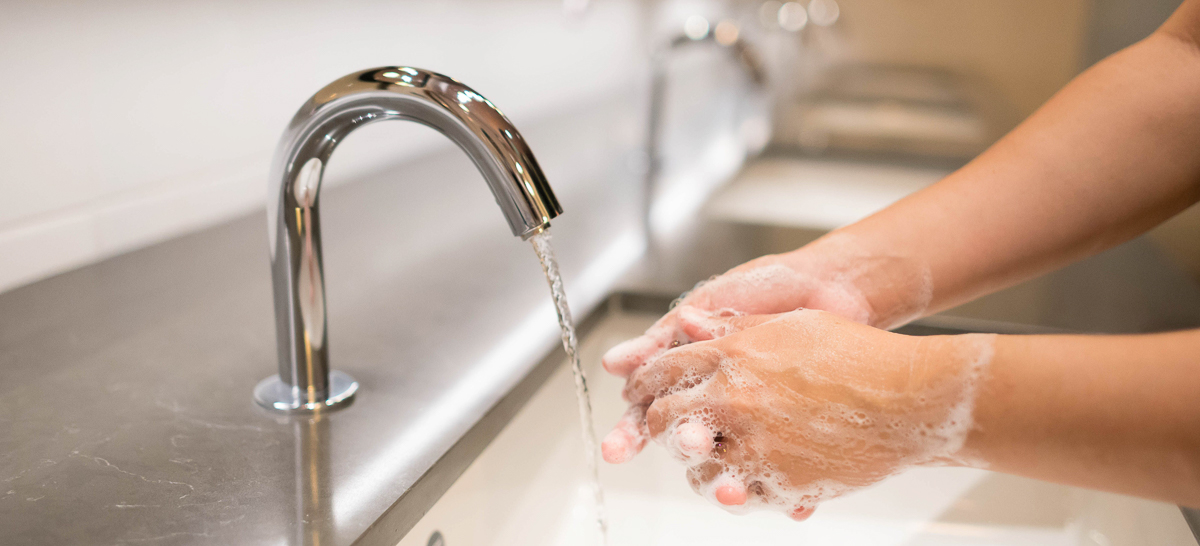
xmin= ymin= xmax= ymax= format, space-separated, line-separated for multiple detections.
xmin=603 ymin=231 xmax=936 ymax=383
xmin=684 ymin=264 xmax=874 ymax=325
xmin=602 ymin=315 xmax=690 ymax=378
xmin=605 ymin=231 xmax=934 ymax=384
xmin=602 ymin=405 xmax=648 ymax=464
xmin=602 ymin=231 xmax=943 ymax=514
xmin=669 ymin=231 xmax=935 ymax=331
xmin=670 ymin=421 xmax=714 ymax=465
xmin=642 ymin=310 xmax=994 ymax=518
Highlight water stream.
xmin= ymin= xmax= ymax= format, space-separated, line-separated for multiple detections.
xmin=530 ymin=230 xmax=609 ymax=546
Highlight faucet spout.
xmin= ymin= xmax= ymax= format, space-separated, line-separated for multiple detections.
xmin=255 ymin=67 xmax=562 ymax=413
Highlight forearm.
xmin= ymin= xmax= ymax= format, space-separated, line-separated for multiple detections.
xmin=960 ymin=330 xmax=1200 ymax=506
xmin=800 ymin=24 xmax=1200 ymax=320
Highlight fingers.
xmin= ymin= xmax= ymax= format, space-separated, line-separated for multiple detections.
xmin=676 ymin=306 xmax=735 ymax=342
xmin=645 ymin=391 xmax=702 ymax=437
xmin=642 ymin=370 xmax=826 ymax=520
xmin=601 ymin=333 xmax=661 ymax=378
xmin=676 ymin=305 xmax=780 ymax=342
xmin=644 ymin=392 xmax=714 ymax=464
xmin=623 ymin=343 xmax=720 ymax=405
xmin=602 ymin=289 xmax=784 ymax=380
xmin=687 ymin=460 xmax=724 ymax=492
xmin=601 ymin=405 xmax=648 ymax=464
xmin=714 ymin=478 xmax=748 ymax=506
xmin=684 ymin=261 xmax=811 ymax=315
xmin=601 ymin=316 xmax=682 ymax=378
xmin=670 ymin=422 xmax=713 ymax=465
xmin=703 ymin=472 xmax=821 ymax=518
xmin=603 ymin=263 xmax=799 ymax=379
xmin=623 ymin=307 xmax=782 ymax=405
xmin=789 ymin=505 xmax=816 ymax=522
xmin=599 ymin=303 xmax=745 ymax=379
xmin=687 ymin=466 xmax=749 ymax=508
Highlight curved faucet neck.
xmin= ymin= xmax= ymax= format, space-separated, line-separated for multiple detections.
xmin=268 ymin=67 xmax=560 ymax=251
xmin=256 ymin=67 xmax=562 ymax=413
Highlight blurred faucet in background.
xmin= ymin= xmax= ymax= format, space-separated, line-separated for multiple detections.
xmin=644 ymin=15 xmax=770 ymax=242
xmin=754 ymin=0 xmax=841 ymax=94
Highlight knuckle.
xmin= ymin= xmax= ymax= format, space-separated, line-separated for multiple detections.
xmin=688 ymin=460 xmax=723 ymax=485
xmin=622 ymin=380 xmax=649 ymax=405
xmin=724 ymin=397 xmax=755 ymax=417
xmin=645 ymin=401 xmax=671 ymax=437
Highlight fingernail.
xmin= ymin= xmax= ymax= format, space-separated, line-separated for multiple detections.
xmin=715 ymin=482 xmax=747 ymax=506
xmin=789 ymin=506 xmax=814 ymax=522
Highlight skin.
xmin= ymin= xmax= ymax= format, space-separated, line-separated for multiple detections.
xmin=627 ymin=308 xmax=995 ymax=519
xmin=602 ymin=0 xmax=1200 ymax=516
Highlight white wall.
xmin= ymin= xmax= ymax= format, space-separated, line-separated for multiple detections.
xmin=0 ymin=0 xmax=646 ymax=293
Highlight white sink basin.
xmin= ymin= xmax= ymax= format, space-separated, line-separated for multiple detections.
xmin=398 ymin=312 xmax=1195 ymax=546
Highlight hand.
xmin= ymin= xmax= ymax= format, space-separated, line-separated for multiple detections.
xmin=599 ymin=253 xmax=869 ymax=464
xmin=601 ymin=235 xmax=933 ymax=463
xmin=619 ymin=308 xmax=993 ymax=520
xmin=602 ymin=251 xmax=874 ymax=379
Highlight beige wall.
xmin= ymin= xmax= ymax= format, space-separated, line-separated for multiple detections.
xmin=830 ymin=0 xmax=1091 ymax=118
xmin=826 ymin=0 xmax=1200 ymax=281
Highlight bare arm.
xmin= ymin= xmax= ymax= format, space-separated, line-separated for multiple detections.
xmin=969 ymin=329 xmax=1200 ymax=505
xmin=829 ymin=2 xmax=1200 ymax=317
xmin=617 ymin=308 xmax=1200 ymax=517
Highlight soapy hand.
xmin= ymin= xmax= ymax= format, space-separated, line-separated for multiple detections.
xmin=601 ymin=236 xmax=933 ymax=465
xmin=620 ymin=308 xmax=994 ymax=520
xmin=601 ymin=251 xmax=874 ymax=379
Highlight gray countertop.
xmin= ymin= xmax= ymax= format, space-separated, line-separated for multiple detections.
xmin=0 ymin=97 xmax=646 ymax=544
xmin=5 ymin=97 xmax=1200 ymax=544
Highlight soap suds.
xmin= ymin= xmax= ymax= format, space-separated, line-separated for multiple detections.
xmin=602 ymin=231 xmax=950 ymax=516
xmin=640 ymin=310 xmax=995 ymax=519
xmin=603 ymin=232 xmax=934 ymax=380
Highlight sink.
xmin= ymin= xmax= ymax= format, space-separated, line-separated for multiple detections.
xmin=703 ymin=156 xmax=949 ymax=232
xmin=396 ymin=301 xmax=1197 ymax=546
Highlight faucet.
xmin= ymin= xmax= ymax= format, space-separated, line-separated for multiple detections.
xmin=644 ymin=18 xmax=768 ymax=239
xmin=254 ymin=67 xmax=562 ymax=413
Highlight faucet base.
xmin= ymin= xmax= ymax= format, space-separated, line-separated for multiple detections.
xmin=253 ymin=371 xmax=359 ymax=414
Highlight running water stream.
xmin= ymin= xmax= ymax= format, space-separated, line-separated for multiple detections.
xmin=530 ymin=230 xmax=609 ymax=546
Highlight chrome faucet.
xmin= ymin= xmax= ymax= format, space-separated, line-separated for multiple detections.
xmin=255 ymin=67 xmax=562 ymax=413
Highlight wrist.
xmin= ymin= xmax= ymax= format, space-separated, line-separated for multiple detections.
xmin=782 ymin=231 xmax=934 ymax=329
xmin=902 ymin=333 xmax=998 ymax=468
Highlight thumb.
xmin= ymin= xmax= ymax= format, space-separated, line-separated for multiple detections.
xmin=676 ymin=305 xmax=782 ymax=342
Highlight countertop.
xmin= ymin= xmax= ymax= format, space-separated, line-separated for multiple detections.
xmin=0 ymin=96 xmax=646 ymax=545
